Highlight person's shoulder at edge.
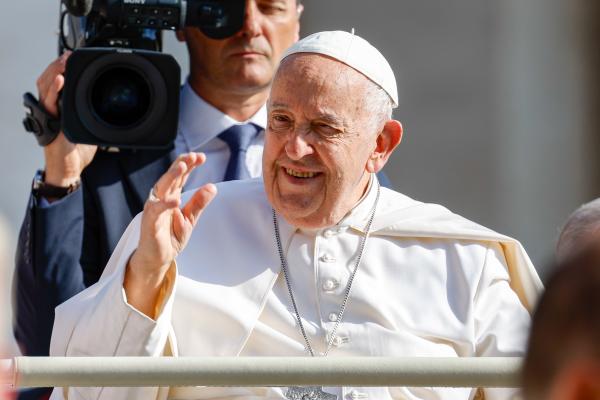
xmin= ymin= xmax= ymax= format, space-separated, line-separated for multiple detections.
xmin=374 ymin=186 xmax=500 ymax=236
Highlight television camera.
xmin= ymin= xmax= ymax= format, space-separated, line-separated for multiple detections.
xmin=23 ymin=0 xmax=245 ymax=149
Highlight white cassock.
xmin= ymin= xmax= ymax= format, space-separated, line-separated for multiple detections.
xmin=49 ymin=177 xmax=542 ymax=400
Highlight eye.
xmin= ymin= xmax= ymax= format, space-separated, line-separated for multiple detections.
xmin=257 ymin=0 xmax=288 ymax=15
xmin=313 ymin=122 xmax=341 ymax=137
xmin=269 ymin=114 xmax=293 ymax=131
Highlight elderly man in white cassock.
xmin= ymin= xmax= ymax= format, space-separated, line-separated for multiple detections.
xmin=49 ymin=31 xmax=542 ymax=400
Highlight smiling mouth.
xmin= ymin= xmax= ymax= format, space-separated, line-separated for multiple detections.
xmin=285 ymin=167 xmax=318 ymax=179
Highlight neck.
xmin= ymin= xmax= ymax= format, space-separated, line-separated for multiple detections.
xmin=188 ymin=73 xmax=269 ymax=122
xmin=288 ymin=174 xmax=375 ymax=230
xmin=327 ymin=173 xmax=374 ymax=226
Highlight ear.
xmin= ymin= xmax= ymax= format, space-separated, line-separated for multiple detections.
xmin=572 ymin=365 xmax=600 ymax=400
xmin=548 ymin=362 xmax=600 ymax=400
xmin=175 ymin=30 xmax=186 ymax=43
xmin=366 ymin=120 xmax=403 ymax=174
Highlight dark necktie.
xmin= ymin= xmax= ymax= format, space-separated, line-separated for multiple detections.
xmin=218 ymin=123 xmax=259 ymax=181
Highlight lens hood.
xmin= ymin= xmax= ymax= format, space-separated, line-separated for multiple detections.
xmin=62 ymin=48 xmax=180 ymax=149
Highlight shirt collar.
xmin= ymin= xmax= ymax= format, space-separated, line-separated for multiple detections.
xmin=338 ymin=174 xmax=379 ymax=233
xmin=178 ymin=80 xmax=268 ymax=151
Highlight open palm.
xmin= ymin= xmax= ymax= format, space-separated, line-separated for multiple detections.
xmin=132 ymin=152 xmax=217 ymax=276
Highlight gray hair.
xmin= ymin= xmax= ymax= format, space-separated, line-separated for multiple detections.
xmin=362 ymin=80 xmax=395 ymax=132
xmin=557 ymin=197 xmax=600 ymax=260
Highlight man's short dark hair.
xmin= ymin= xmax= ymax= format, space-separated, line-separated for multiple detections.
xmin=522 ymin=242 xmax=600 ymax=398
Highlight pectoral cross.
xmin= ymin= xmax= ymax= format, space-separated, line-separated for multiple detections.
xmin=286 ymin=386 xmax=337 ymax=400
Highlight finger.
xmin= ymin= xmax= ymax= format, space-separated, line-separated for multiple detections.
xmin=37 ymin=54 xmax=70 ymax=102
xmin=179 ymin=152 xmax=206 ymax=189
xmin=43 ymin=75 xmax=64 ymax=116
xmin=143 ymin=193 xmax=179 ymax=218
xmin=140 ymin=196 xmax=179 ymax=247
xmin=181 ymin=183 xmax=218 ymax=227
xmin=156 ymin=153 xmax=204 ymax=200
xmin=172 ymin=152 xmax=205 ymax=188
xmin=172 ymin=184 xmax=216 ymax=249
xmin=165 ymin=160 xmax=190 ymax=202
xmin=142 ymin=201 xmax=179 ymax=251
xmin=154 ymin=158 xmax=188 ymax=201
xmin=170 ymin=152 xmax=198 ymax=191
xmin=158 ymin=155 xmax=208 ymax=225
xmin=171 ymin=207 xmax=188 ymax=250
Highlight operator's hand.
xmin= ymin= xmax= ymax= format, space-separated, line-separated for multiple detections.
xmin=38 ymin=52 xmax=97 ymax=189
xmin=125 ymin=152 xmax=217 ymax=317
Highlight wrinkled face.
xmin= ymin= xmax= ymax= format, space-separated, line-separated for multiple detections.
xmin=181 ymin=0 xmax=301 ymax=93
xmin=263 ymin=54 xmax=383 ymax=228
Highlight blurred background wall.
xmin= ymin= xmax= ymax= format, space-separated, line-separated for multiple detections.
xmin=0 ymin=215 xmax=13 ymax=396
xmin=0 ymin=0 xmax=598 ymax=354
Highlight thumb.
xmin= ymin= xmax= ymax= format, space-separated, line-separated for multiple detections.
xmin=182 ymin=183 xmax=218 ymax=227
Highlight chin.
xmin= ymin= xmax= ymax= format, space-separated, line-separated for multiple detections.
xmin=231 ymin=62 xmax=271 ymax=80
xmin=274 ymin=196 xmax=320 ymax=226
xmin=278 ymin=203 xmax=340 ymax=230
xmin=231 ymin=76 xmax=272 ymax=93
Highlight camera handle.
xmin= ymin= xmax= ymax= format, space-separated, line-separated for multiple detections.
xmin=22 ymin=92 xmax=61 ymax=146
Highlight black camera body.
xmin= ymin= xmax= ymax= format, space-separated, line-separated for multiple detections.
xmin=58 ymin=0 xmax=244 ymax=149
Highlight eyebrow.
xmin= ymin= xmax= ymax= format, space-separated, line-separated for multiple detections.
xmin=313 ymin=113 xmax=344 ymax=126
xmin=269 ymin=102 xmax=289 ymax=110
xmin=269 ymin=103 xmax=344 ymax=125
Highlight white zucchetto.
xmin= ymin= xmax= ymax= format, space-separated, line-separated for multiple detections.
xmin=281 ymin=30 xmax=399 ymax=107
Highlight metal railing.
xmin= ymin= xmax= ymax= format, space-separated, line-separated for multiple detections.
xmin=1 ymin=357 xmax=522 ymax=388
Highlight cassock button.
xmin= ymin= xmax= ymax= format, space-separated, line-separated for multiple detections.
xmin=328 ymin=312 xmax=338 ymax=322
xmin=348 ymin=390 xmax=368 ymax=399
xmin=320 ymin=254 xmax=336 ymax=263
xmin=332 ymin=336 xmax=346 ymax=347
xmin=322 ymin=279 xmax=339 ymax=291
xmin=323 ymin=229 xmax=336 ymax=238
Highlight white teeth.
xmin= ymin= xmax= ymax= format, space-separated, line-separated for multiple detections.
xmin=285 ymin=168 xmax=316 ymax=178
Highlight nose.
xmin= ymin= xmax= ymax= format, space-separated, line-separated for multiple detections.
xmin=284 ymin=132 xmax=314 ymax=161
xmin=239 ymin=0 xmax=262 ymax=38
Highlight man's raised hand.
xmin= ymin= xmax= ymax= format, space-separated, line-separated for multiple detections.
xmin=125 ymin=153 xmax=217 ymax=317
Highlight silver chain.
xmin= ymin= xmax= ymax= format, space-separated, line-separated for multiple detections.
xmin=272 ymin=183 xmax=380 ymax=357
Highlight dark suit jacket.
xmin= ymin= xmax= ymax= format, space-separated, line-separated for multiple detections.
xmin=13 ymin=143 xmax=392 ymax=358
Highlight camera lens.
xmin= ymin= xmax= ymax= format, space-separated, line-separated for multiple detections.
xmin=90 ymin=66 xmax=151 ymax=127
xmin=66 ymin=49 xmax=178 ymax=148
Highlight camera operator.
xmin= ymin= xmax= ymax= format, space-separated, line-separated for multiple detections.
xmin=13 ymin=0 xmax=303 ymax=361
